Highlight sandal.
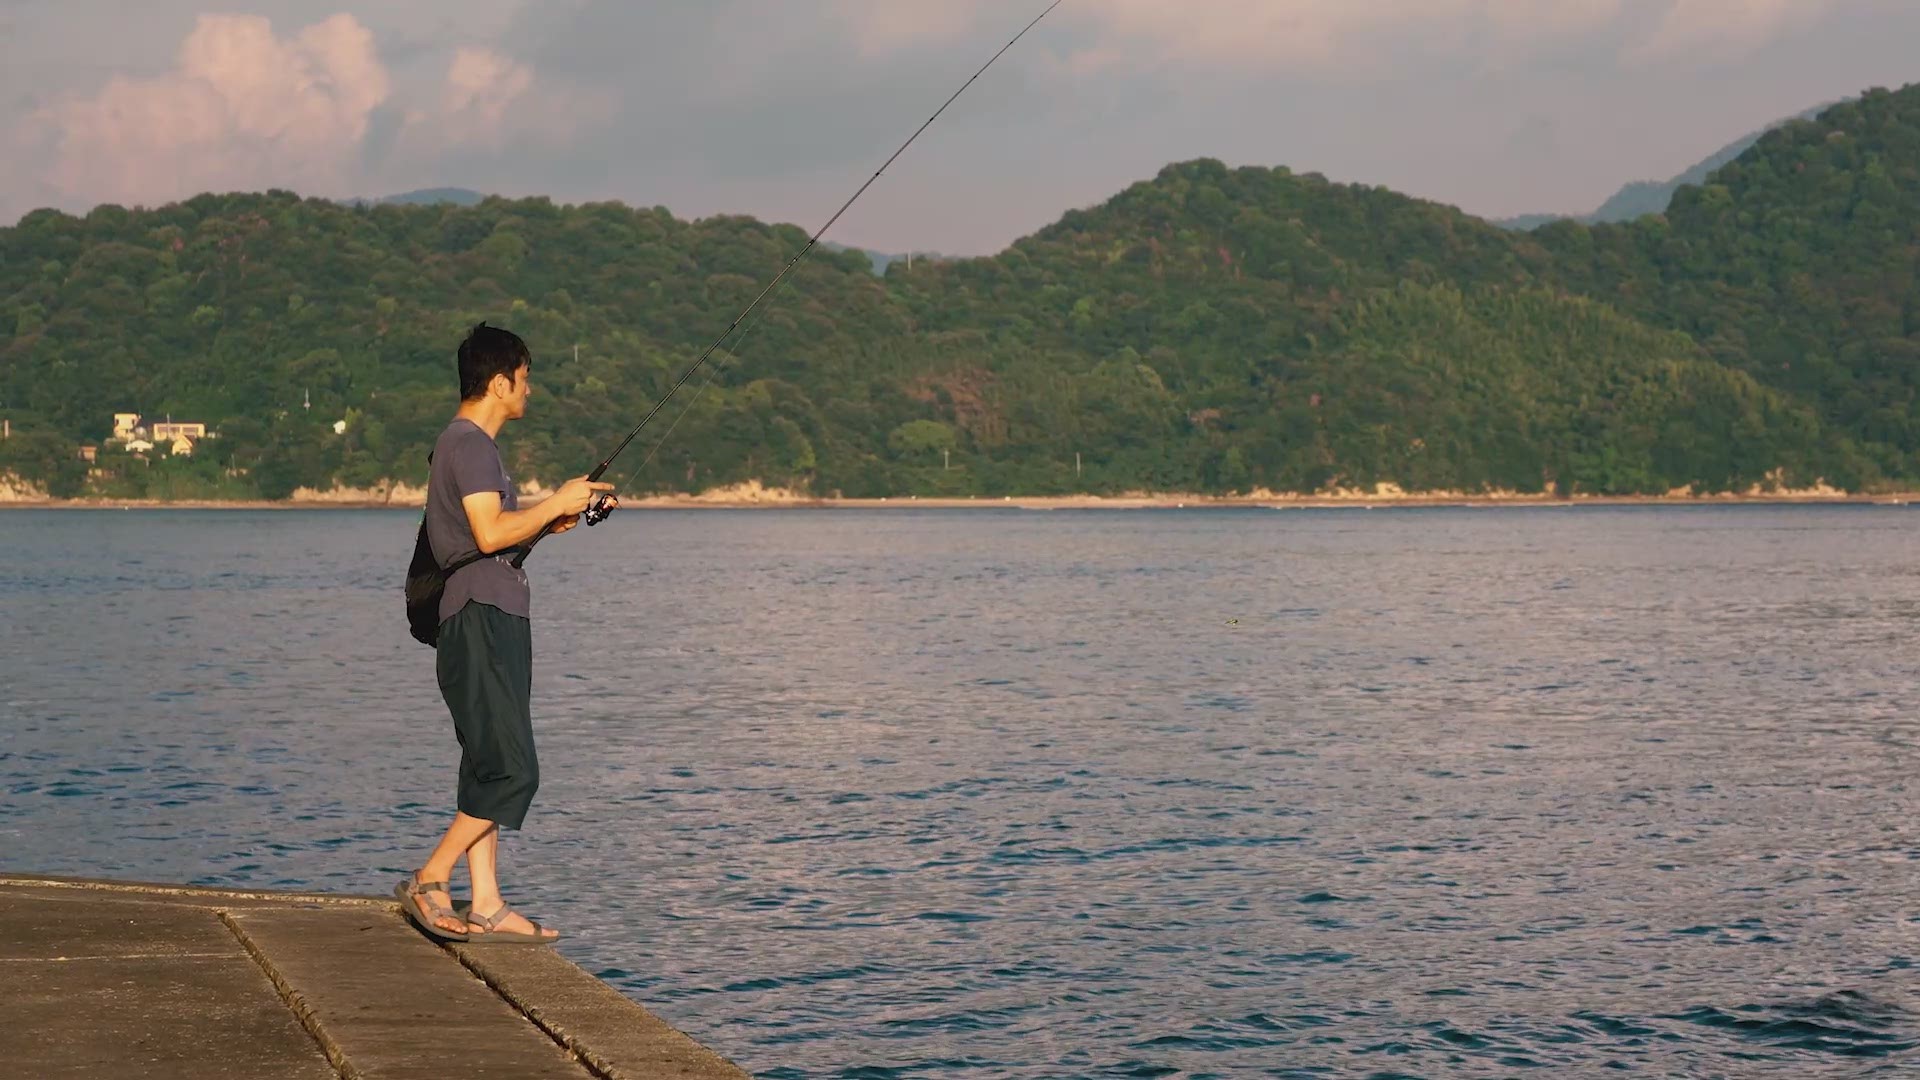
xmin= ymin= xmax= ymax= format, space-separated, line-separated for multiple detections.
xmin=395 ymin=873 xmax=469 ymax=942
xmin=461 ymin=902 xmax=559 ymax=945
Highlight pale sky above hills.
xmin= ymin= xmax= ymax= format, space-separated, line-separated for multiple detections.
xmin=4 ymin=0 xmax=1918 ymax=253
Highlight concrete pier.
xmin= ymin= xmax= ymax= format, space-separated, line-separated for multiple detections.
xmin=0 ymin=874 xmax=751 ymax=1079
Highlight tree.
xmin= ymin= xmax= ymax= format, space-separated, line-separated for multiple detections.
xmin=887 ymin=420 xmax=957 ymax=459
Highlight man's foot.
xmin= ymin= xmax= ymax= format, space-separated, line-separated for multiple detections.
xmin=464 ymin=901 xmax=561 ymax=943
xmin=403 ymin=870 xmax=471 ymax=937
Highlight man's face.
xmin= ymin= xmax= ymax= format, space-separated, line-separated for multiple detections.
xmin=497 ymin=361 xmax=532 ymax=418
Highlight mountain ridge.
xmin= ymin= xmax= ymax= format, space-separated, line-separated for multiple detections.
xmin=2 ymin=83 xmax=1916 ymax=500
xmin=1496 ymin=100 xmax=1842 ymax=229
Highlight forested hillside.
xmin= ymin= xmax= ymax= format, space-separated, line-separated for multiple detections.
xmin=2 ymin=84 xmax=1916 ymax=500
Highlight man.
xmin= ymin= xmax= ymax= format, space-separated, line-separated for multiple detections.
xmin=397 ymin=322 xmax=615 ymax=943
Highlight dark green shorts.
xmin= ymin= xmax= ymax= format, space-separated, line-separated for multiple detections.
xmin=435 ymin=601 xmax=538 ymax=830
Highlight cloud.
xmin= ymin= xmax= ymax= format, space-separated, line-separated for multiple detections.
xmin=9 ymin=10 xmax=570 ymax=215
xmin=24 ymin=13 xmax=390 ymax=208
xmin=3 ymin=0 xmax=1905 ymax=251
xmin=444 ymin=48 xmax=534 ymax=125
xmin=401 ymin=46 xmax=535 ymax=152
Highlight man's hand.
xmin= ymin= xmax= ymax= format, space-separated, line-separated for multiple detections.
xmin=550 ymin=476 xmax=616 ymax=518
xmin=550 ymin=494 xmax=618 ymax=536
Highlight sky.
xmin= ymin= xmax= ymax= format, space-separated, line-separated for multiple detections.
xmin=4 ymin=0 xmax=1919 ymax=255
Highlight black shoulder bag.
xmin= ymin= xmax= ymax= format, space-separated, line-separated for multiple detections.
xmin=404 ymin=520 xmax=503 ymax=647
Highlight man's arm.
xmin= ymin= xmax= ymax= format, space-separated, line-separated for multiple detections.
xmin=463 ymin=476 xmax=614 ymax=553
xmin=463 ymin=490 xmax=566 ymax=554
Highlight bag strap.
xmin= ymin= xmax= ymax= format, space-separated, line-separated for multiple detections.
xmin=421 ymin=522 xmax=524 ymax=578
xmin=442 ymin=549 xmax=495 ymax=575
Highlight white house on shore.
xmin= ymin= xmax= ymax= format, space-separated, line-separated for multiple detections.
xmin=109 ymin=413 xmax=209 ymax=457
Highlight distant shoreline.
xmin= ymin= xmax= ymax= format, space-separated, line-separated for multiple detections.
xmin=2 ymin=492 xmax=1916 ymax=511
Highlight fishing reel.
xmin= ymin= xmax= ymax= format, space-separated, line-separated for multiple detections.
xmin=581 ymin=493 xmax=617 ymax=526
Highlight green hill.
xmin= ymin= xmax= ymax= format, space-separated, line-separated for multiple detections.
xmin=1534 ymin=85 xmax=1920 ymax=482
xmin=879 ymin=159 xmax=1833 ymax=495
xmin=2 ymin=82 xmax=1917 ymax=501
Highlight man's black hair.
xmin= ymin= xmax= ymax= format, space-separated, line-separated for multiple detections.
xmin=457 ymin=322 xmax=532 ymax=401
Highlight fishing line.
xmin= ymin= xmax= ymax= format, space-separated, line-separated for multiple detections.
xmin=512 ymin=0 xmax=1064 ymax=567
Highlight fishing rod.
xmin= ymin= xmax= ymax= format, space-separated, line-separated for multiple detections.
xmin=511 ymin=0 xmax=1064 ymax=569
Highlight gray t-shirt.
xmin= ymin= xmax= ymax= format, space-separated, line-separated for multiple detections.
xmin=427 ymin=419 xmax=531 ymax=622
